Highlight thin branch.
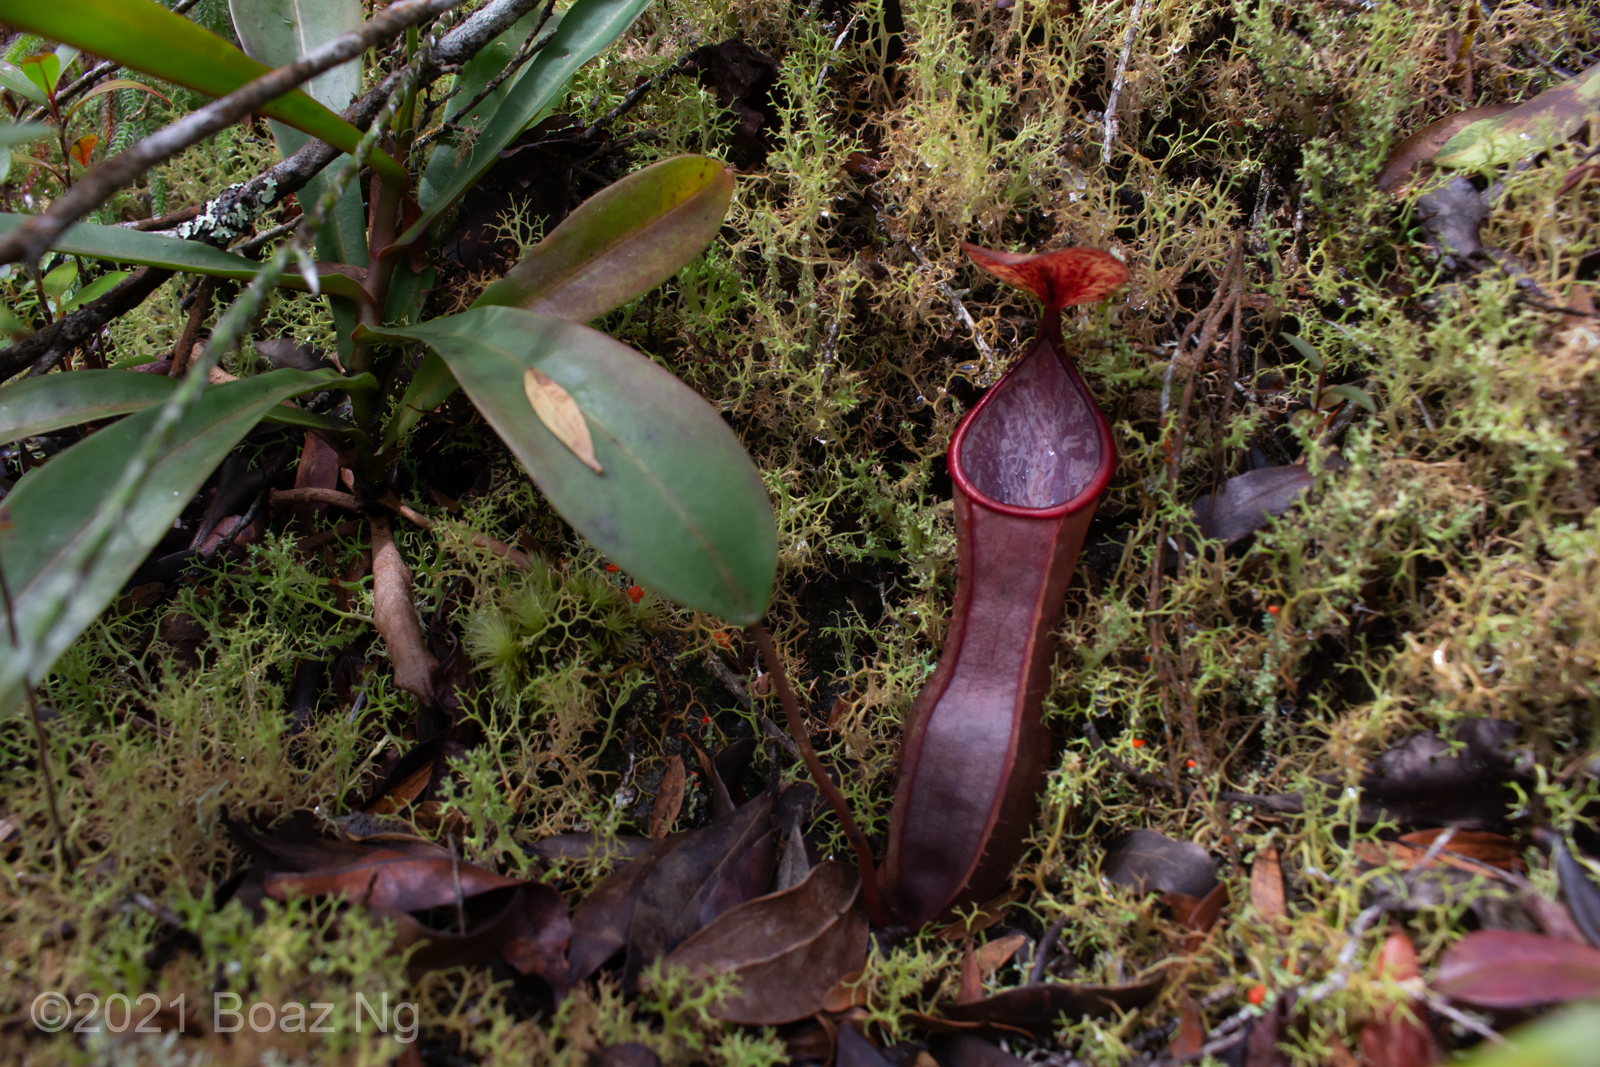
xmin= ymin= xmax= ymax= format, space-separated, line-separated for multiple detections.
xmin=0 ymin=0 xmax=466 ymax=268
xmin=0 ymin=265 xmax=175 ymax=380
xmin=1102 ymin=0 xmax=1146 ymax=166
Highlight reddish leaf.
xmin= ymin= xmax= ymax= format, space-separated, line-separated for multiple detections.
xmin=69 ymin=132 xmax=96 ymax=166
xmin=658 ymin=860 xmax=869 ymax=1025
xmin=264 ymin=851 xmax=522 ymax=912
xmin=1435 ymin=930 xmax=1600 ymax=1007
xmin=961 ymin=243 xmax=1129 ymax=311
xmin=957 ymin=940 xmax=983 ymax=1005
xmin=1361 ymin=931 xmax=1436 ymax=1067
xmin=1168 ymin=995 xmax=1205 ymax=1059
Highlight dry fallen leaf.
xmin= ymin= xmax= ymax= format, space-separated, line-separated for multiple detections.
xmin=524 ymin=367 xmax=602 ymax=474
xmin=1250 ymin=846 xmax=1287 ymax=922
xmin=975 ymin=933 xmax=1027 ymax=980
xmin=370 ymin=516 xmax=439 ymax=701
xmin=649 ymin=756 xmax=687 ymax=839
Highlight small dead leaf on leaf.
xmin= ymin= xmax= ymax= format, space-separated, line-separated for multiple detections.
xmin=1104 ymin=829 xmax=1218 ymax=898
xmin=371 ymin=516 xmax=439 ymax=702
xmin=822 ymin=967 xmax=868 ymax=1013
xmin=375 ymin=885 xmax=527 ymax=977
xmin=501 ymin=882 xmax=572 ymax=987
xmin=524 ymin=367 xmax=602 ymax=474
xmin=660 ymin=860 xmax=868 ymax=1025
xmin=1191 ymin=465 xmax=1314 ymax=547
xmin=649 ymin=755 xmax=686 ymax=839
xmin=957 ymin=940 xmax=983 ymax=1005
xmin=1250 ymin=846 xmax=1287 ymax=922
xmin=1168 ymin=882 xmax=1229 ymax=950
xmin=1435 ymin=929 xmax=1600 ymax=1007
xmin=1353 ymin=839 xmax=1518 ymax=881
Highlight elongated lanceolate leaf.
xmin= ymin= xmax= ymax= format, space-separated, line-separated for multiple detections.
xmin=0 ymin=371 xmax=176 ymax=444
xmin=0 ymin=214 xmax=372 ymax=303
xmin=402 ymin=0 xmax=653 ymax=247
xmin=229 ymin=0 xmax=368 ymax=269
xmin=359 ymin=308 xmax=775 ymax=624
xmin=0 ymin=368 xmax=351 ymax=712
xmin=1436 ymin=61 xmax=1600 ymax=170
xmin=475 ymin=155 xmax=735 ymax=322
xmin=0 ymin=369 xmax=370 ymax=445
xmin=0 ymin=0 xmax=406 ymax=184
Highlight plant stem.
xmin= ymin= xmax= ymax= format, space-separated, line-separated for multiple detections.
xmin=749 ymin=622 xmax=889 ymax=927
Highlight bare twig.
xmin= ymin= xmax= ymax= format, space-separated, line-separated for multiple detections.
xmin=0 ymin=0 xmax=465 ymax=268
xmin=1102 ymin=0 xmax=1147 ymax=166
xmin=0 ymin=265 xmax=175 ymax=380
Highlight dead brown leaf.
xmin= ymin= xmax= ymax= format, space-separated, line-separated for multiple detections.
xmin=525 ymin=366 xmax=602 ymax=474
xmin=649 ymin=756 xmax=686 ymax=839
xmin=658 ymin=860 xmax=869 ymax=1025
xmin=1376 ymin=104 xmax=1517 ymax=192
xmin=370 ymin=516 xmax=439 ymax=701
xmin=1250 ymin=846 xmax=1287 ymax=922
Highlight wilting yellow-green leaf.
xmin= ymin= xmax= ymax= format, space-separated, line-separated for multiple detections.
xmin=1436 ymin=62 xmax=1600 ymax=170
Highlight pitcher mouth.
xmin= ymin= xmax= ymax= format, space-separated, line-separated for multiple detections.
xmin=948 ymin=334 xmax=1117 ymax=520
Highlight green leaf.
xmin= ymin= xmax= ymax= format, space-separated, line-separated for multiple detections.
xmin=0 ymin=304 xmax=31 ymax=338
xmin=0 ymin=214 xmax=373 ymax=304
xmin=1437 ymin=61 xmax=1600 ymax=170
xmin=0 ymin=61 xmax=48 ymax=106
xmin=0 ymin=368 xmax=373 ymax=445
xmin=17 ymin=53 xmax=58 ymax=102
xmin=228 ymin=0 xmax=368 ymax=268
xmin=1319 ymin=384 xmax=1376 ymax=414
xmin=0 ymin=122 xmax=48 ymax=148
xmin=402 ymin=0 xmax=653 ymax=247
xmin=58 ymin=270 xmax=129 ymax=313
xmin=1282 ymin=332 xmax=1324 ymax=372
xmin=360 ymin=308 xmax=775 ymax=624
xmin=475 ymin=155 xmax=734 ymax=322
xmin=1454 ymin=1004 xmax=1600 ymax=1067
xmin=41 ymin=260 xmax=76 ymax=305
xmin=0 ymin=368 xmax=350 ymax=709
xmin=381 ymin=349 xmax=457 ymax=454
xmin=0 ymin=0 xmax=407 ymax=185
xmin=0 ymin=369 xmax=177 ymax=444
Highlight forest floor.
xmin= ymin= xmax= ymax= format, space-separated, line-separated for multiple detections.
xmin=5 ymin=0 xmax=1600 ymax=1064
